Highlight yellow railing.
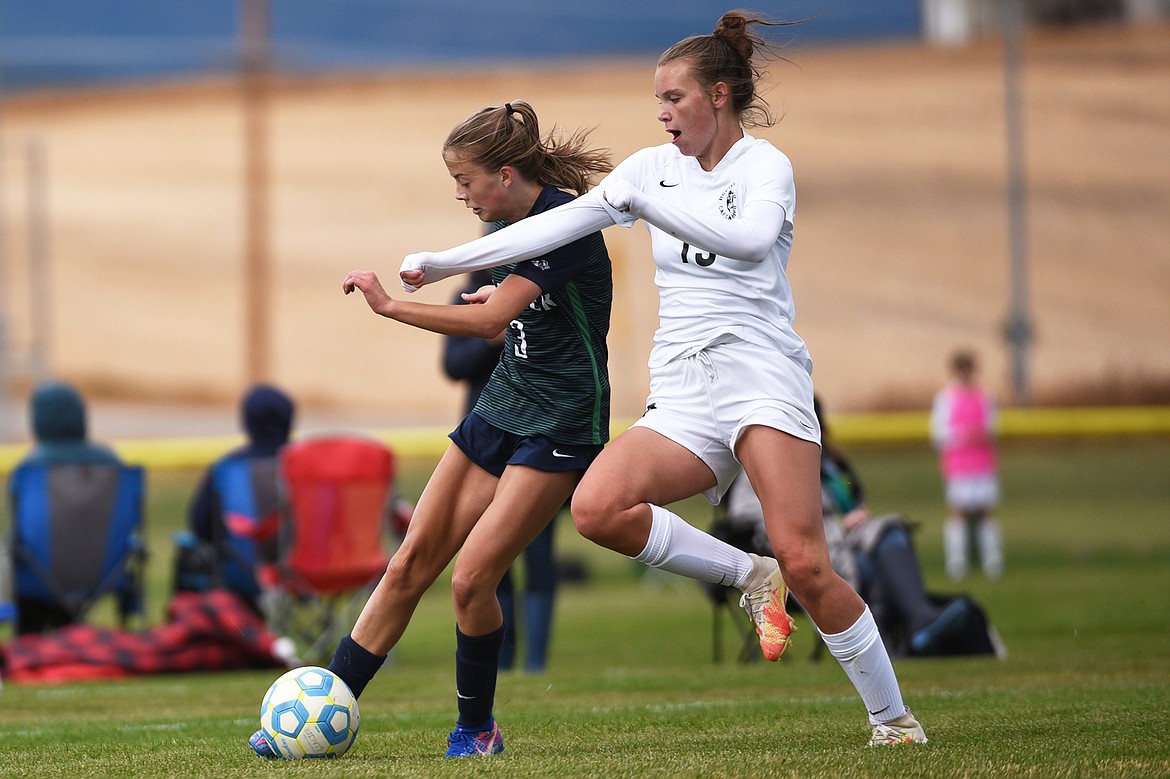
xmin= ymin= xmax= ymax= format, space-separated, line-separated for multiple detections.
xmin=2 ymin=406 xmax=1168 ymax=473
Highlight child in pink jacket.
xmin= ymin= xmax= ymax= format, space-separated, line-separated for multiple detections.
xmin=930 ymin=351 xmax=1002 ymax=580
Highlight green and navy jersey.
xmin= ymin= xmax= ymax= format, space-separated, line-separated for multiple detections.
xmin=474 ymin=186 xmax=612 ymax=445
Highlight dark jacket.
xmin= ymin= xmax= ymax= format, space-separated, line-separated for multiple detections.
xmin=188 ymin=384 xmax=295 ymax=542
xmin=442 ymin=269 xmax=504 ymax=415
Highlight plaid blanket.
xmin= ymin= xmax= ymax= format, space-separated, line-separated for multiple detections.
xmin=1 ymin=590 xmax=286 ymax=684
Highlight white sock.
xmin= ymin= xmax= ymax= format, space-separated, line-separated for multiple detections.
xmin=631 ymin=504 xmax=753 ymax=588
xmin=818 ymin=606 xmax=907 ymax=725
xmin=978 ymin=516 xmax=1004 ymax=579
xmin=944 ymin=516 xmax=968 ymax=581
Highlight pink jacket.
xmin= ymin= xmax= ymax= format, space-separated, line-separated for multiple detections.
xmin=930 ymin=385 xmax=997 ymax=478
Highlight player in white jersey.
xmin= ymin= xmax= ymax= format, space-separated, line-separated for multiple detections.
xmin=399 ymin=10 xmax=927 ymax=747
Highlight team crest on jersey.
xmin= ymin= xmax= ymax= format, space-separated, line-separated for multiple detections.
xmin=718 ymin=185 xmax=738 ymax=220
xmin=529 ymin=293 xmax=556 ymax=312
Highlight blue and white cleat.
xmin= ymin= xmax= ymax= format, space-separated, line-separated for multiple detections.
xmin=249 ymin=729 xmax=279 ymax=759
xmin=444 ymin=720 xmax=505 ymax=758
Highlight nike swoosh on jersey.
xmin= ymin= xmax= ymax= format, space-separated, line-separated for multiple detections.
xmin=551 ymin=450 xmax=575 ymax=458
xmin=659 ymin=180 xmax=679 ymax=187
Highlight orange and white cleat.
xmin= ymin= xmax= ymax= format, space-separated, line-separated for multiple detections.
xmin=738 ymin=554 xmax=795 ymax=661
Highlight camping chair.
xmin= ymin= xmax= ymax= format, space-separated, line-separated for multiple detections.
xmin=708 ymin=479 xmax=832 ymax=664
xmin=209 ymin=454 xmax=282 ymax=603
xmin=705 ymin=517 xmax=769 ymax=664
xmin=8 ymin=461 xmax=146 ymax=635
xmin=171 ymin=454 xmax=285 ymax=612
xmin=265 ymin=435 xmax=396 ymax=663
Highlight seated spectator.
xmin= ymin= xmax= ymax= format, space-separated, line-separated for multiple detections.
xmin=182 ymin=384 xmax=295 ymax=612
xmin=723 ymin=396 xmax=995 ymax=657
xmin=7 ymin=381 xmax=129 ymax=634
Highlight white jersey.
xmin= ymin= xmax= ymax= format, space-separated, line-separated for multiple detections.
xmin=402 ymin=132 xmax=810 ymax=373
xmin=598 ymin=133 xmax=808 ymax=370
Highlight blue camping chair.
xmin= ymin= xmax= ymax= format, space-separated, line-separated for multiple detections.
xmin=8 ymin=461 xmax=146 ymax=634
xmin=208 ymin=454 xmax=282 ymax=603
xmin=172 ymin=454 xmax=284 ymax=610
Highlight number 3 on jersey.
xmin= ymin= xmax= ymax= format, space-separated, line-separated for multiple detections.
xmin=510 ymin=319 xmax=528 ymax=359
xmin=680 ymin=242 xmax=716 ymax=267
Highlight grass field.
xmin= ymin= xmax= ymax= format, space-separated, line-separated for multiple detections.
xmin=2 ymin=437 xmax=1168 ymax=778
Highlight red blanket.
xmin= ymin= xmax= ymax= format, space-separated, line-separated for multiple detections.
xmin=1 ymin=590 xmax=286 ymax=684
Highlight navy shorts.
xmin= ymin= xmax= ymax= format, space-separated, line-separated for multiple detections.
xmin=449 ymin=411 xmax=604 ymax=478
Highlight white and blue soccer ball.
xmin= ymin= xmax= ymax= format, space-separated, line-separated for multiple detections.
xmin=259 ymin=666 xmax=360 ymax=759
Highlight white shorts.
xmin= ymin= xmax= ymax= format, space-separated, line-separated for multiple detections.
xmin=631 ymin=338 xmax=820 ymax=505
xmin=945 ymin=474 xmax=1000 ymax=512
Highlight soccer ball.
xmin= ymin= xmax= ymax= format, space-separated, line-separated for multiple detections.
xmin=258 ymin=666 xmax=360 ymax=759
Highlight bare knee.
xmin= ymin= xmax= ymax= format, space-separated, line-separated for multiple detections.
xmin=570 ymin=487 xmax=610 ymax=541
xmin=450 ymin=563 xmax=502 ymax=620
xmin=449 ymin=568 xmax=476 ymax=615
xmin=383 ymin=546 xmax=443 ymax=600
xmin=777 ymin=549 xmax=839 ymax=606
xmin=571 ymin=487 xmax=632 ymax=549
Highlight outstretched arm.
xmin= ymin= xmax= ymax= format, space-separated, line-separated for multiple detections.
xmin=602 ymin=181 xmax=787 ymax=263
xmin=399 ymin=194 xmax=620 ymax=290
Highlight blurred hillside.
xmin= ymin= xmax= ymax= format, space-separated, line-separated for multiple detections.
xmin=0 ymin=21 xmax=1168 ymax=440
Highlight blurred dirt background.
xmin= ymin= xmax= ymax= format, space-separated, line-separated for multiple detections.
xmin=1 ymin=22 xmax=1167 ymax=439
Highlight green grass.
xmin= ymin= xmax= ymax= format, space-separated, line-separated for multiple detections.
xmin=2 ymin=437 xmax=1169 ymax=778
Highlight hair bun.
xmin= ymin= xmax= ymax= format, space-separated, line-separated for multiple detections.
xmin=713 ymin=11 xmax=755 ymax=60
xmin=715 ymin=11 xmax=747 ymax=36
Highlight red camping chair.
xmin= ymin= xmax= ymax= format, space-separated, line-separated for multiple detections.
xmin=265 ymin=435 xmax=397 ymax=663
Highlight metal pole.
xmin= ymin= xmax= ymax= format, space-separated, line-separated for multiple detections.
xmin=241 ymin=0 xmax=271 ymax=386
xmin=1003 ymin=0 xmax=1033 ymax=405
xmin=0 ymin=61 xmax=13 ymax=442
xmin=27 ymin=134 xmax=50 ymax=382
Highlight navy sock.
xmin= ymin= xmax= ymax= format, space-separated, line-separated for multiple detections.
xmin=327 ymin=634 xmax=387 ymax=698
xmin=455 ymin=623 xmax=505 ymax=729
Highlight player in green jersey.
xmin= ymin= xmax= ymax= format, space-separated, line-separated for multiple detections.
xmin=249 ymin=101 xmax=613 ymax=760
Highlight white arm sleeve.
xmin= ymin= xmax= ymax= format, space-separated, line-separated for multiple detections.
xmin=400 ymin=193 xmax=624 ymax=289
xmin=621 ymin=184 xmax=787 ymax=263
